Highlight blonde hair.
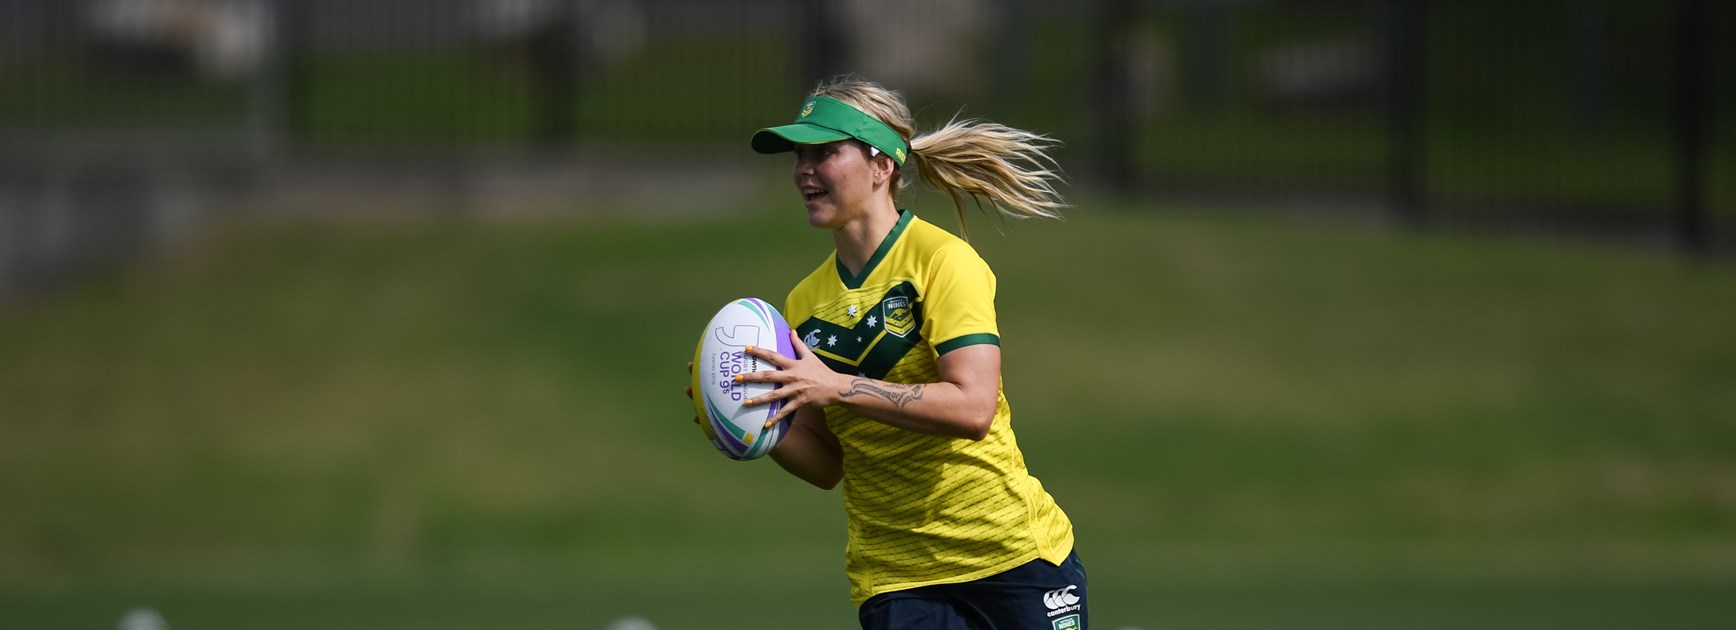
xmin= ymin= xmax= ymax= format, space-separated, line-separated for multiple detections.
xmin=808 ymin=76 xmax=1067 ymax=237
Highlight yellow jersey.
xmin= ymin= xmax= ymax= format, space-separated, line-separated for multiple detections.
xmin=783 ymin=210 xmax=1075 ymax=606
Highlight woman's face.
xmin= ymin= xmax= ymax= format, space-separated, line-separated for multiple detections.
xmin=793 ymin=140 xmax=880 ymax=229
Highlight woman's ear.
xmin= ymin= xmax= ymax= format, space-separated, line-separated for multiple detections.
xmin=871 ymin=151 xmax=897 ymax=187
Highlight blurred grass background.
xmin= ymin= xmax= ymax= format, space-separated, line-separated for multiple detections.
xmin=3 ymin=190 xmax=1734 ymax=628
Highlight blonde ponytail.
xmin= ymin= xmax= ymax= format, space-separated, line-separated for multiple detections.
xmin=809 ymin=76 xmax=1068 ymax=238
xmin=909 ymin=118 xmax=1067 ymax=237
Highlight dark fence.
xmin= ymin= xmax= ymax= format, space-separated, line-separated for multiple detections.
xmin=1080 ymin=0 xmax=1734 ymax=251
xmin=1 ymin=0 xmax=1732 ymax=291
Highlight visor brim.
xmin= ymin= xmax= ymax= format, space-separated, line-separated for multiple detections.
xmin=751 ymin=124 xmax=853 ymax=154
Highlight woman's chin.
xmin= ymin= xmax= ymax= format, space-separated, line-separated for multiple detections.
xmin=804 ymin=204 xmax=839 ymax=229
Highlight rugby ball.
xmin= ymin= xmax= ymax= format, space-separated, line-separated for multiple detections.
xmin=691 ymin=297 xmax=796 ymax=460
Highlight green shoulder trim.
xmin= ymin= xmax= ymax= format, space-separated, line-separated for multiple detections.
xmin=935 ymin=333 xmax=1000 ymax=356
xmin=836 ymin=210 xmax=913 ymax=290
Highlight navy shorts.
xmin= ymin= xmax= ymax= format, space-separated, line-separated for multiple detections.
xmin=858 ymin=549 xmax=1088 ymax=630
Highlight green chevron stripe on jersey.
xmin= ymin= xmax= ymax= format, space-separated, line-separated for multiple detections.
xmin=794 ymin=281 xmax=922 ymax=380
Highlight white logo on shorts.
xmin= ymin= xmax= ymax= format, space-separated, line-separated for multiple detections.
xmin=1043 ymin=585 xmax=1081 ymax=616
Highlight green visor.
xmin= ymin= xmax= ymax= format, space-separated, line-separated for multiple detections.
xmin=752 ymin=96 xmax=909 ymax=165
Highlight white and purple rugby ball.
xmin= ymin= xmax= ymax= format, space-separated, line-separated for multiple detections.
xmin=691 ymin=297 xmax=796 ymax=460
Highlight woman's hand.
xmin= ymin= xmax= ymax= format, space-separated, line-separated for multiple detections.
xmin=738 ymin=330 xmax=849 ymax=428
xmin=684 ymin=361 xmax=700 ymax=426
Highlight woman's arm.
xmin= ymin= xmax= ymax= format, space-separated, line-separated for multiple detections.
xmin=769 ymin=406 xmax=843 ymax=489
xmin=739 ymin=331 xmax=1001 ymax=441
xmin=689 ymin=360 xmax=843 ymax=489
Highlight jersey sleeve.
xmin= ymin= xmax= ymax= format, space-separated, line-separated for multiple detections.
xmin=921 ymin=242 xmax=1000 ymax=355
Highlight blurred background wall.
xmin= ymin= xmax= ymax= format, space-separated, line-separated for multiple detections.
xmin=2 ymin=0 xmax=1733 ymax=298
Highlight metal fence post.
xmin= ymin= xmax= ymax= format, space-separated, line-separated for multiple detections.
xmin=281 ymin=0 xmax=313 ymax=144
xmin=992 ymin=0 xmax=1033 ymax=109
xmin=251 ymin=0 xmax=286 ymax=161
xmin=1184 ymin=1 xmax=1231 ymax=115
xmin=1384 ymin=0 xmax=1427 ymax=228
xmin=1673 ymin=0 xmax=1709 ymax=254
xmin=800 ymin=0 xmax=841 ymax=87
xmin=1092 ymin=0 xmax=1134 ymax=195
xmin=530 ymin=1 xmax=580 ymax=148
xmin=1570 ymin=0 xmax=1608 ymax=135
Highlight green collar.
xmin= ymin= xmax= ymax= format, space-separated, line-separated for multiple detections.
xmin=836 ymin=210 xmax=913 ymax=289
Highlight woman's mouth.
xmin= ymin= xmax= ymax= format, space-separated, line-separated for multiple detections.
xmin=802 ymin=187 xmax=829 ymax=203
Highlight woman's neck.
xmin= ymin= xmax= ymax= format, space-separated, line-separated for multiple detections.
xmin=833 ymin=196 xmax=902 ymax=277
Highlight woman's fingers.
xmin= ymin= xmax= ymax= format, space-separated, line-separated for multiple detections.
xmin=736 ymin=334 xmax=826 ymax=413
xmin=686 ymin=362 xmax=698 ymax=424
xmin=742 ymin=384 xmax=795 ymax=407
xmin=762 ymin=402 xmax=797 ymax=429
xmin=741 ymin=344 xmax=794 ymax=369
xmin=734 ymin=369 xmax=791 ymax=385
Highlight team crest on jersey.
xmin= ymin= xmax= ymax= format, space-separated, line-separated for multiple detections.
xmin=882 ymin=296 xmax=915 ymax=337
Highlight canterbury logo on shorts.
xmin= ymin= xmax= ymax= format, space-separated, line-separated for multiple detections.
xmin=1043 ymin=584 xmax=1081 ymax=614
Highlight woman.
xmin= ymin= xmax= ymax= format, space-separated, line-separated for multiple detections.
xmin=718 ymin=76 xmax=1085 ymax=629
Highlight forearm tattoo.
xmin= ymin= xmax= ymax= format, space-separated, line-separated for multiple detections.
xmin=838 ymin=378 xmax=926 ymax=409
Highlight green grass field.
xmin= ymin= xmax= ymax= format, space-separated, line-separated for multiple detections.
xmin=3 ymin=195 xmax=1735 ymax=628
